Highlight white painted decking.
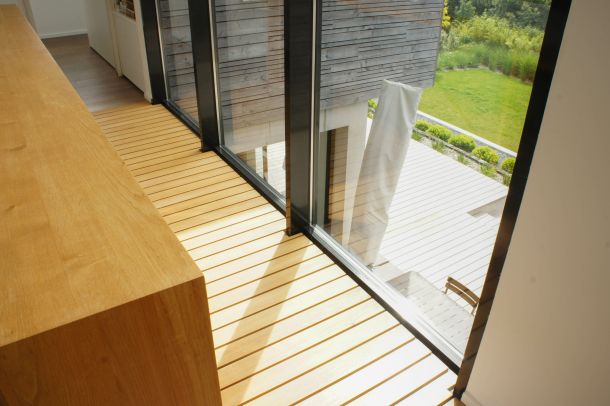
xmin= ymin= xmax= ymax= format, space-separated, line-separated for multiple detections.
xmin=243 ymin=133 xmax=508 ymax=354
xmin=378 ymin=141 xmax=508 ymax=301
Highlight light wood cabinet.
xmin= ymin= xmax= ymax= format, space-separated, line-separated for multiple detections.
xmin=0 ymin=6 xmax=221 ymax=405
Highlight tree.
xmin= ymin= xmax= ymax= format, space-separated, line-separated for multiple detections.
xmin=456 ymin=0 xmax=476 ymax=20
xmin=491 ymin=0 xmax=550 ymax=29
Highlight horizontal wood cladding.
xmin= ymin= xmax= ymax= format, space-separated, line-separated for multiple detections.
xmin=320 ymin=0 xmax=443 ymax=109
xmin=215 ymin=0 xmax=286 ymax=133
xmin=158 ymin=0 xmax=197 ymax=101
xmin=158 ymin=0 xmax=441 ymax=133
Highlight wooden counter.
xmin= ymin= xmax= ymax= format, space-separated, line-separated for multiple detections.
xmin=0 ymin=6 xmax=221 ymax=404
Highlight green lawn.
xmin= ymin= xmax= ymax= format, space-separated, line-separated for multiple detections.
xmin=419 ymin=69 xmax=533 ymax=152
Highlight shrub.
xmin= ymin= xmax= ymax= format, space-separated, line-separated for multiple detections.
xmin=449 ymin=134 xmax=476 ymax=153
xmin=473 ymin=146 xmax=500 ymax=165
xmin=415 ymin=120 xmax=430 ymax=132
xmin=502 ymin=174 xmax=512 ymax=186
xmin=501 ymin=157 xmax=516 ymax=174
xmin=412 ymin=132 xmax=423 ymax=142
xmin=428 ymin=124 xmax=453 ymax=142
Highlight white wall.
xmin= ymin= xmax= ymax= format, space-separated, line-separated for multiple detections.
xmin=28 ymin=0 xmax=87 ymax=38
xmin=463 ymin=1 xmax=610 ymax=405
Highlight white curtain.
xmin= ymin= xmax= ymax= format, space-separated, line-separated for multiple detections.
xmin=347 ymin=80 xmax=423 ymax=265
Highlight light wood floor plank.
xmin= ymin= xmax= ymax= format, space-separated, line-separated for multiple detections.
xmin=218 ymin=299 xmax=385 ymax=389
xmin=221 ymin=313 xmax=399 ymax=405
xmin=214 ymin=288 xmax=368 ymax=368
xmin=96 ymin=103 xmax=456 ymax=404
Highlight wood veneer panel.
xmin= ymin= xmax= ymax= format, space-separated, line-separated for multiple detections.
xmin=0 ymin=280 xmax=221 ymax=406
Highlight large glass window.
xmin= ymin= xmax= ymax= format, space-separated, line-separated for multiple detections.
xmin=313 ymin=0 xmax=551 ymax=362
xmin=157 ymin=0 xmax=199 ymax=124
xmin=213 ymin=0 xmax=286 ymax=196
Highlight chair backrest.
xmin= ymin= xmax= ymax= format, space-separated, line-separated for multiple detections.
xmin=445 ymin=277 xmax=480 ymax=314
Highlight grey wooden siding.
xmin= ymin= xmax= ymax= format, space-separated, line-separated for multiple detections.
xmin=214 ymin=0 xmax=285 ymax=133
xmin=157 ymin=0 xmax=442 ymax=132
xmin=320 ymin=0 xmax=444 ymax=110
xmin=158 ymin=0 xmax=198 ymax=108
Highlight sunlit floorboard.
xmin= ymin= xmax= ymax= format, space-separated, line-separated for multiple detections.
xmin=94 ymin=103 xmax=456 ymax=405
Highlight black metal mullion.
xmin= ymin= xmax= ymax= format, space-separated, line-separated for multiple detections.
xmin=285 ymin=0 xmax=315 ymax=235
xmin=187 ymin=0 xmax=220 ymax=151
xmin=139 ymin=0 xmax=167 ymax=103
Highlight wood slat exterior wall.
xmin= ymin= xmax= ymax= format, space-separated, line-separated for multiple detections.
xmin=158 ymin=0 xmax=197 ymax=102
xmin=320 ymin=0 xmax=443 ymax=109
xmin=214 ymin=0 xmax=442 ymax=143
xmin=214 ymin=0 xmax=285 ymax=142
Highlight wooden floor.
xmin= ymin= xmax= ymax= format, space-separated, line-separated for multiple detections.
xmin=43 ymin=35 xmax=144 ymax=112
xmin=93 ymin=103 xmax=456 ymax=405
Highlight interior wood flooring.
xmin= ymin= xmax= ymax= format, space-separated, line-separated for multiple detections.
xmin=43 ymin=35 xmax=144 ymax=112
xmin=94 ymin=103 xmax=457 ymax=405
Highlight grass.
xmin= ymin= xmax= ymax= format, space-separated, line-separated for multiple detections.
xmin=419 ymin=69 xmax=533 ymax=152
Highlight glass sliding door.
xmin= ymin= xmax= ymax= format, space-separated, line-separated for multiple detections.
xmin=312 ymin=0 xmax=553 ymax=363
xmin=157 ymin=0 xmax=199 ymax=124
xmin=213 ymin=0 xmax=285 ymax=196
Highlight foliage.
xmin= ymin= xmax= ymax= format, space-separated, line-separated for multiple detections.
xmin=368 ymin=99 xmax=378 ymax=119
xmin=442 ymin=0 xmax=452 ymax=31
xmin=501 ymin=157 xmax=516 ymax=173
xmin=415 ymin=120 xmax=430 ymax=132
xmin=448 ymin=0 xmax=550 ymax=30
xmin=480 ymin=164 xmax=497 ymax=178
xmin=412 ymin=131 xmax=423 ymax=142
xmin=419 ymin=70 xmax=531 ymax=151
xmin=455 ymin=0 xmax=476 ymax=21
xmin=440 ymin=29 xmax=463 ymax=52
xmin=449 ymin=134 xmax=477 ymax=152
xmin=428 ymin=124 xmax=453 ymax=142
xmin=502 ymin=173 xmax=512 ymax=186
xmin=454 ymin=16 xmax=544 ymax=53
xmin=491 ymin=0 xmax=551 ymax=30
xmin=438 ymin=44 xmax=538 ymax=81
xmin=457 ymin=153 xmax=469 ymax=166
xmin=432 ymin=140 xmax=447 ymax=153
xmin=473 ymin=146 xmax=500 ymax=165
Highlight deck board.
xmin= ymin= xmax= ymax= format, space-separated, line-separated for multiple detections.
xmin=94 ymin=103 xmax=455 ymax=405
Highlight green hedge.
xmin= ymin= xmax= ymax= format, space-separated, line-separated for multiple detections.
xmin=449 ymin=134 xmax=476 ymax=152
xmin=501 ymin=157 xmax=516 ymax=174
xmin=427 ymin=124 xmax=453 ymax=142
xmin=415 ymin=120 xmax=430 ymax=132
xmin=473 ymin=146 xmax=500 ymax=165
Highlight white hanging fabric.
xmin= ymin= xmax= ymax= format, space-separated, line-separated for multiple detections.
xmin=347 ymin=80 xmax=423 ymax=265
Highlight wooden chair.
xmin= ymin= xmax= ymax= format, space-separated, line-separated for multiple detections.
xmin=444 ymin=277 xmax=480 ymax=315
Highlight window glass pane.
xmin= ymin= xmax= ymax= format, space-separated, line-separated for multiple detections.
xmin=213 ymin=0 xmax=286 ymax=196
xmin=158 ymin=0 xmax=199 ymax=123
xmin=314 ymin=0 xmax=551 ymax=362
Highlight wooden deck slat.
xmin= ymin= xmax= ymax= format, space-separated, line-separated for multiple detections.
xmin=249 ymin=325 xmax=414 ymax=405
xmin=208 ymin=255 xmax=334 ymax=311
xmin=147 ymin=169 xmax=241 ymax=201
xmin=96 ymin=103 xmax=456 ymax=404
xmin=220 ymin=313 xmax=399 ymax=405
xmin=188 ymin=219 xmax=286 ymax=261
xmin=182 ymin=210 xmax=284 ymax=251
xmin=206 ymin=245 xmax=325 ymax=298
xmin=217 ymin=299 xmax=385 ymax=389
